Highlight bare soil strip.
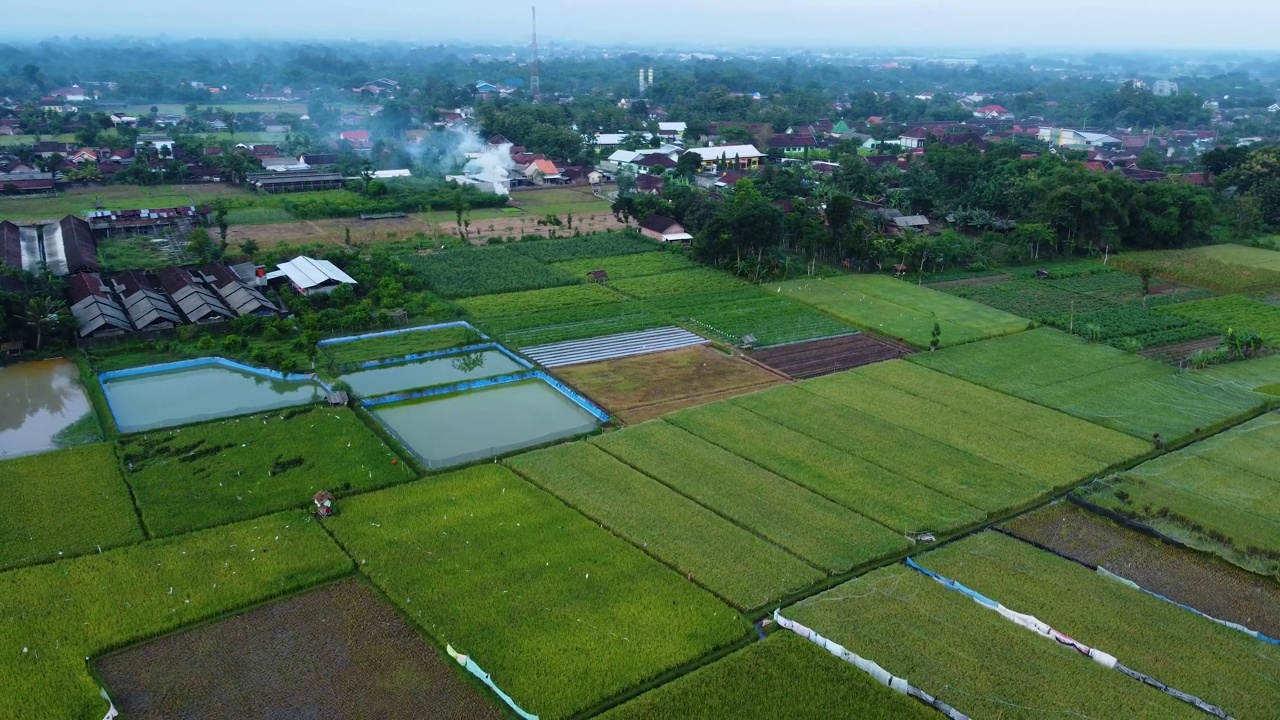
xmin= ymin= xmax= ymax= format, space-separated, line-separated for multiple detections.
xmin=750 ymin=334 xmax=913 ymax=379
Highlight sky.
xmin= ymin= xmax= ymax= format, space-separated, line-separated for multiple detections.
xmin=4 ymin=0 xmax=1280 ymax=51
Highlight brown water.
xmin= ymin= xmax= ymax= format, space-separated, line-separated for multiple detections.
xmin=0 ymin=358 xmax=93 ymax=458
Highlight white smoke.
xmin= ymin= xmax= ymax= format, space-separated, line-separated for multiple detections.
xmin=464 ymin=141 xmax=515 ymax=183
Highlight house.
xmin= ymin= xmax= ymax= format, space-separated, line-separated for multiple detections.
xmin=524 ymin=159 xmax=566 ymax=185
xmin=683 ymin=144 xmax=764 ymax=171
xmin=50 ymin=85 xmax=90 ymax=102
xmin=197 ymin=263 xmax=279 ymax=316
xmin=1037 ymin=128 xmax=1121 ymax=149
xmin=895 ymin=127 xmax=930 ymax=150
xmin=247 ymin=170 xmax=345 ymax=194
xmin=475 ymin=81 xmax=499 ymax=94
xmin=973 ymin=105 xmax=1011 ymax=119
xmin=892 ymin=215 xmax=931 ymax=231
xmin=137 ymin=134 xmax=175 ymax=153
xmin=339 ymin=130 xmax=370 ymax=143
xmin=714 ymin=170 xmax=747 ymax=188
xmin=657 ymin=122 xmax=687 ymax=140
xmin=1269 ymin=103 xmax=1280 ymax=113
xmin=866 ymin=116 xmax=885 ymax=125
xmin=32 ymin=141 xmax=75 ymax=159
xmin=157 ymin=266 xmax=234 ymax=324
xmin=634 ymin=174 xmax=664 ymax=195
xmin=84 ymin=206 xmax=213 ymax=237
xmin=300 ymin=153 xmax=338 ymax=168
xmin=634 ymin=153 xmax=676 ymax=171
xmin=108 ymin=269 xmax=183 ymax=331
xmin=67 ymin=272 xmax=132 ymax=338
xmin=638 ymin=215 xmax=692 ymax=243
xmin=353 ymin=78 xmax=400 ymax=95
xmin=269 ymin=256 xmax=358 ymax=296
xmin=766 ymin=134 xmax=817 ymax=152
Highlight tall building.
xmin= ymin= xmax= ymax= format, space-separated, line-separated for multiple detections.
xmin=1154 ymin=80 xmax=1178 ymax=97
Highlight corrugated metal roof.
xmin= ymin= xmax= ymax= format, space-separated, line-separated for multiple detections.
xmin=275 ymin=256 xmax=357 ymax=289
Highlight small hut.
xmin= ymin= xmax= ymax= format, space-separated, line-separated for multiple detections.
xmin=587 ymin=269 xmax=608 ymax=284
xmin=892 ymin=264 xmax=909 ymax=278
xmin=313 ymin=490 xmax=335 ymax=517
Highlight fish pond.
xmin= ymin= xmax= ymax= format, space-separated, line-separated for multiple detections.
xmin=341 ymin=348 xmax=525 ymax=397
xmin=370 ymin=377 xmax=604 ymax=468
xmin=101 ymin=359 xmax=325 ymax=433
xmin=0 ymin=358 xmax=96 ymax=458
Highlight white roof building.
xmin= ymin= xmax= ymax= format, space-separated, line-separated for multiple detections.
xmin=684 ymin=144 xmax=765 ymax=162
xmin=657 ymin=122 xmax=687 ymax=135
xmin=269 ymin=256 xmax=358 ymax=295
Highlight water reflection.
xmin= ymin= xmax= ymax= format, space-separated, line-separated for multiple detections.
xmin=451 ymin=351 xmax=487 ymax=374
xmin=0 ymin=359 xmax=92 ymax=457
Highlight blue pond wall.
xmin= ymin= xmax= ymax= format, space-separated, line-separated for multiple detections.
xmin=361 ymin=370 xmax=610 ymax=423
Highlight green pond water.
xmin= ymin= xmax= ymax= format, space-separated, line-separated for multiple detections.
xmin=341 ymin=349 xmax=523 ymax=397
xmin=372 ymin=380 xmax=600 ymax=468
xmin=103 ymin=364 xmax=324 ymax=433
xmin=0 ymin=359 xmax=94 ymax=458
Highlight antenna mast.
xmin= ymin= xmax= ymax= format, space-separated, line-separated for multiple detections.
xmin=530 ymin=6 xmax=541 ymax=102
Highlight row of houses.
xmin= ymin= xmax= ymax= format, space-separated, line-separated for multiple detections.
xmin=0 ymin=216 xmax=100 ymax=276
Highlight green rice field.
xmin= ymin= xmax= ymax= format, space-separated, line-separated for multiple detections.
xmin=320 ymin=325 xmax=483 ymax=368
xmin=774 ymin=274 xmax=1028 ymax=348
xmin=326 ymin=466 xmax=746 ymax=719
xmin=916 ymin=531 xmax=1280 ymax=718
xmin=910 ymin=328 xmax=1269 ymax=443
xmin=1158 ymin=295 xmax=1280 ymax=345
xmin=1076 ymin=413 xmax=1280 ymax=575
xmin=1 ymin=443 xmax=143 ymax=570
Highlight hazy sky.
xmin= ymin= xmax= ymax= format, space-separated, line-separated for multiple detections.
xmin=5 ymin=0 xmax=1280 ymax=50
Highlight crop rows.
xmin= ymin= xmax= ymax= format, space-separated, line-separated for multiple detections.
xmin=945 ymin=277 xmax=1215 ymax=348
xmin=786 ymin=565 xmax=1200 ymax=719
xmin=507 ymin=443 xmax=824 ymax=610
xmin=554 ymin=252 xmax=698 ymax=279
xmin=1158 ymin=294 xmax=1280 ymax=345
xmin=327 ymin=465 xmax=745 ymax=719
xmin=610 ymin=268 xmax=754 ymax=298
xmin=775 ymin=274 xmax=1027 ymax=348
xmin=1076 ymin=413 xmax=1280 ymax=575
xmin=119 ymin=407 xmax=414 ymax=537
xmin=0 ymin=511 xmax=351 ymax=719
xmin=593 ymin=422 xmax=907 ymax=572
xmin=509 ymin=232 xmax=660 ymax=262
xmin=917 ymin=532 xmax=1280 ymax=718
xmin=1 ymin=443 xmax=143 ymax=571
xmin=663 ymin=290 xmax=856 ymax=346
xmin=457 ymin=283 xmax=625 ymax=317
xmin=602 ymin=632 xmax=936 ymax=720
xmin=666 ymin=401 xmax=987 ymax=533
xmin=413 ymin=245 xmax=582 ymax=298
xmin=911 ymin=327 xmax=1268 ymax=443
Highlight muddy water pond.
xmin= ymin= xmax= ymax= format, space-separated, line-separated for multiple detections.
xmin=0 ymin=358 xmax=95 ymax=458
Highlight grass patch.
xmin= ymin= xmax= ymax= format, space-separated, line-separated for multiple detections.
xmin=120 ymin=407 xmax=414 ymax=537
xmin=1 ymin=443 xmax=143 ymax=570
xmin=554 ymin=252 xmax=699 ymax=280
xmin=593 ymin=422 xmax=901 ymax=572
xmin=1076 ymin=412 xmax=1280 ymax=575
xmin=51 ymin=410 xmax=104 ymax=448
xmin=412 ymin=245 xmax=581 ymax=298
xmin=666 ymin=401 xmax=985 ymax=533
xmin=918 ymin=532 xmax=1280 ymax=718
xmin=0 ymin=183 xmax=249 ymax=222
xmin=786 ymin=565 xmax=1200 ymax=719
xmin=223 ymin=206 xmax=296 ymax=225
xmin=0 ymin=511 xmax=352 ymax=720
xmin=327 ymin=465 xmax=746 ymax=719
xmin=507 ymin=442 xmax=824 ymax=610
xmin=1115 ymin=248 xmax=1280 ymax=293
xmin=320 ymin=325 xmax=483 ymax=369
xmin=98 ymin=236 xmax=179 ymax=271
xmin=773 ymin=274 xmax=1027 ymax=348
xmin=602 ymin=632 xmax=936 ymax=720
xmin=510 ymin=232 xmax=661 ymax=262
xmin=910 ymin=327 xmax=1268 ymax=444
xmin=460 ymin=284 xmax=667 ymax=347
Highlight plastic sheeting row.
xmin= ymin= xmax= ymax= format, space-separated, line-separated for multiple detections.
xmin=446 ymin=644 xmax=538 ymax=720
xmin=772 ymin=610 xmax=969 ymax=719
xmin=905 ymin=557 xmax=1232 ymax=719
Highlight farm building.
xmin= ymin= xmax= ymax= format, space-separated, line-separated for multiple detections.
xmin=638 ymin=215 xmax=693 ymax=243
xmin=67 ymin=272 xmax=132 ymax=338
xmin=269 ymin=256 xmax=358 ymax=296
xmin=0 ymin=170 xmax=55 ymax=194
xmin=0 ymin=221 xmax=21 ymax=271
xmin=157 ymin=266 xmax=235 ymax=324
xmin=108 ymin=270 xmax=183 ymax=331
xmin=18 ymin=216 xmax=101 ymax=276
xmin=197 ymin=263 xmax=279 ymax=316
xmin=85 ymin=206 xmax=213 ymax=237
xmin=246 ymin=170 xmax=345 ymax=194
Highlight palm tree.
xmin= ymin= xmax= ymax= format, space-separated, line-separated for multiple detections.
xmin=20 ymin=296 xmax=66 ymax=351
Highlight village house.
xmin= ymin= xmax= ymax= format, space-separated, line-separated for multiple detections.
xmin=683 ymin=144 xmax=765 ymax=172
xmin=638 ymin=214 xmax=692 ymax=243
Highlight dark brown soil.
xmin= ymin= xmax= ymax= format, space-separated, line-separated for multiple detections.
xmin=1003 ymin=504 xmax=1280 ymax=640
xmin=750 ymin=334 xmax=914 ymax=379
xmin=96 ymin=580 xmax=502 ymax=720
